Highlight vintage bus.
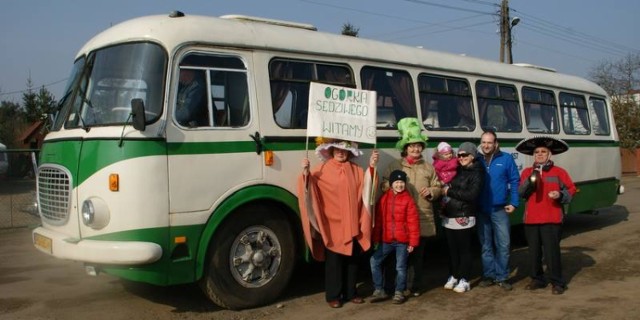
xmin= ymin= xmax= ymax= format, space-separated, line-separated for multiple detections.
xmin=32 ymin=11 xmax=623 ymax=309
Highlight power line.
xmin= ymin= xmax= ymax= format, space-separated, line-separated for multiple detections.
xmin=299 ymin=0 xmax=497 ymax=42
xmin=0 ymin=78 xmax=67 ymax=97
xmin=402 ymin=0 xmax=495 ymax=16
xmin=510 ymin=7 xmax=639 ymax=57
xmin=373 ymin=13 xmax=492 ymax=40
xmin=382 ymin=20 xmax=495 ymax=42
xmin=518 ymin=23 xmax=628 ymax=57
xmin=299 ymin=0 xmax=442 ymax=26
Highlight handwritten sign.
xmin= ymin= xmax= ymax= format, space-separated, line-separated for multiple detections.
xmin=307 ymin=82 xmax=377 ymax=144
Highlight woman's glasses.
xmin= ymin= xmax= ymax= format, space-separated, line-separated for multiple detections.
xmin=457 ymin=153 xmax=472 ymax=158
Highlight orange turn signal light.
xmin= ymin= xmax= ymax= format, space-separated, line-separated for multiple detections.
xmin=174 ymin=236 xmax=187 ymax=244
xmin=109 ymin=174 xmax=119 ymax=191
xmin=264 ymin=150 xmax=274 ymax=166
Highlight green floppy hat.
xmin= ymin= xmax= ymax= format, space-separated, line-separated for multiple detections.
xmin=395 ymin=117 xmax=428 ymax=151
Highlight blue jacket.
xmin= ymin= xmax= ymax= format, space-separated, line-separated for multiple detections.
xmin=478 ymin=150 xmax=520 ymax=214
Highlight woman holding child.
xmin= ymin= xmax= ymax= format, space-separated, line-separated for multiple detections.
xmin=441 ymin=142 xmax=485 ymax=293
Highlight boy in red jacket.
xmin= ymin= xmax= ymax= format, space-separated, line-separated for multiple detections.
xmin=369 ymin=170 xmax=420 ymax=304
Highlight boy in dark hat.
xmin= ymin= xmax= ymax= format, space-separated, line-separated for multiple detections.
xmin=370 ymin=169 xmax=420 ymax=304
xmin=516 ymin=136 xmax=576 ymax=295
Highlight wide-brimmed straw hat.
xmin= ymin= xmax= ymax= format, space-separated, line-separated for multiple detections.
xmin=515 ymin=136 xmax=569 ymax=155
xmin=314 ymin=137 xmax=362 ymax=161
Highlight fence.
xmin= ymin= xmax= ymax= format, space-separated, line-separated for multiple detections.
xmin=0 ymin=148 xmax=40 ymax=229
xmin=620 ymin=148 xmax=640 ymax=175
xmin=0 ymin=183 xmax=40 ymax=229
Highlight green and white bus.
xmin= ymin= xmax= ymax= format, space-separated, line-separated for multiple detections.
xmin=33 ymin=11 xmax=623 ymax=309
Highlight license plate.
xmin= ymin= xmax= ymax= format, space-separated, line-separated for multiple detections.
xmin=34 ymin=233 xmax=52 ymax=254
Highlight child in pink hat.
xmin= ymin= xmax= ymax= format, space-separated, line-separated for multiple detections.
xmin=433 ymin=142 xmax=458 ymax=205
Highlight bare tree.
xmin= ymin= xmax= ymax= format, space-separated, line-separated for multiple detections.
xmin=589 ymin=52 xmax=640 ymax=148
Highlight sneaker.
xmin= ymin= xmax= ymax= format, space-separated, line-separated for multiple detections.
xmin=402 ymin=289 xmax=420 ymax=297
xmin=496 ymin=280 xmax=513 ymax=291
xmin=478 ymin=277 xmax=495 ymax=287
xmin=444 ymin=276 xmax=458 ymax=290
xmin=453 ymin=278 xmax=470 ymax=293
xmin=370 ymin=289 xmax=389 ymax=303
xmin=392 ymin=291 xmax=406 ymax=304
xmin=524 ymin=279 xmax=547 ymax=290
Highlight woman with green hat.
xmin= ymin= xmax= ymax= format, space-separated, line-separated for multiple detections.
xmin=380 ymin=117 xmax=442 ymax=297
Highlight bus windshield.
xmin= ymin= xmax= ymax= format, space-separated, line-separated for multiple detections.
xmin=56 ymin=42 xmax=167 ymax=130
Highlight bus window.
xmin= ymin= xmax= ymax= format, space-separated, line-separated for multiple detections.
xmin=560 ymin=92 xmax=590 ymax=135
xmin=418 ymin=74 xmax=474 ymax=131
xmin=176 ymin=53 xmax=249 ymax=128
xmin=361 ymin=66 xmax=416 ymax=129
xmin=210 ymin=70 xmax=249 ymax=127
xmin=176 ymin=68 xmax=208 ymax=127
xmin=62 ymin=43 xmax=166 ymax=129
xmin=269 ymin=59 xmax=354 ymax=129
xmin=476 ymin=81 xmax=522 ymax=133
xmin=522 ymin=87 xmax=559 ymax=134
xmin=589 ymin=98 xmax=610 ymax=135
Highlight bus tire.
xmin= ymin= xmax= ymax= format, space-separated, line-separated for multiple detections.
xmin=199 ymin=204 xmax=296 ymax=310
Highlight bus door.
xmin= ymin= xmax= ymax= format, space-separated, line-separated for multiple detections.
xmin=166 ymin=51 xmax=261 ymax=217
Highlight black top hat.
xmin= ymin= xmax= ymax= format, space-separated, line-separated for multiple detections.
xmin=515 ymin=136 xmax=569 ymax=155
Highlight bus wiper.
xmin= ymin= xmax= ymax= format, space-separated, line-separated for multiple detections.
xmin=76 ymin=87 xmax=95 ymax=132
xmin=118 ymin=112 xmax=134 ymax=148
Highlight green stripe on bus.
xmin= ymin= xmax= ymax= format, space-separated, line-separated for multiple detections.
xmin=40 ymin=137 xmax=619 ymax=187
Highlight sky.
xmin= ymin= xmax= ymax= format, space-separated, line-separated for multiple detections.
xmin=1 ymin=0 xmax=639 ymax=103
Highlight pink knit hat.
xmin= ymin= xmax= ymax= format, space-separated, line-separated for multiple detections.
xmin=437 ymin=142 xmax=452 ymax=154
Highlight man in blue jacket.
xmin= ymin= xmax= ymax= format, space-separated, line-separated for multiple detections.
xmin=477 ymin=130 xmax=520 ymax=291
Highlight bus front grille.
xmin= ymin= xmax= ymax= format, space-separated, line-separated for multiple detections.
xmin=37 ymin=166 xmax=71 ymax=225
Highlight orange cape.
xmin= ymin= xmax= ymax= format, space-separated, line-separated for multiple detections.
xmin=297 ymin=159 xmax=374 ymax=261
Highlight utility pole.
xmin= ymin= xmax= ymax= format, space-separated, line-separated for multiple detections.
xmin=499 ymin=0 xmax=507 ymax=63
xmin=499 ymin=0 xmax=519 ymax=64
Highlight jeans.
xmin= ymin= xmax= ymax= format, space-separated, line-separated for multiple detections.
xmin=370 ymin=242 xmax=409 ymax=292
xmin=477 ymin=208 xmax=511 ymax=281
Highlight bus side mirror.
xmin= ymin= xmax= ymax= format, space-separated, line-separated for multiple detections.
xmin=131 ymin=98 xmax=146 ymax=131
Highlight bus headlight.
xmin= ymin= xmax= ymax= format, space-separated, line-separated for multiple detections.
xmin=81 ymin=198 xmax=110 ymax=229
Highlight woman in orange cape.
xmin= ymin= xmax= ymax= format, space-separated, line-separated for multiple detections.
xmin=297 ymin=137 xmax=378 ymax=308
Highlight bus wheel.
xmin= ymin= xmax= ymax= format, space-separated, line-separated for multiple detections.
xmin=199 ymin=205 xmax=296 ymax=310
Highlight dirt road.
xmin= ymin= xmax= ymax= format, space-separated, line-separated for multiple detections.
xmin=1 ymin=176 xmax=639 ymax=320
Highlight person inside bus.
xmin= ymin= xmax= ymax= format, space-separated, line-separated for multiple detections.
xmin=297 ymin=137 xmax=379 ymax=308
xmin=176 ymin=68 xmax=208 ymax=127
xmin=516 ymin=136 xmax=576 ymax=295
xmin=380 ymin=117 xmax=442 ymax=297
xmin=455 ymin=99 xmax=475 ymax=129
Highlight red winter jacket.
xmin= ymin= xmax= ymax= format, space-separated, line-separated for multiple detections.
xmin=373 ymin=189 xmax=420 ymax=247
xmin=519 ymin=164 xmax=576 ymax=224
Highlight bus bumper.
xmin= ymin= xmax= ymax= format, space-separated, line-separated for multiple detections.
xmin=32 ymin=227 xmax=163 ymax=265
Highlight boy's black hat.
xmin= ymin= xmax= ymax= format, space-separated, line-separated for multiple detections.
xmin=389 ymin=170 xmax=407 ymax=184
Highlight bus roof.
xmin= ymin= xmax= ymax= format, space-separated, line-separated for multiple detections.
xmin=78 ymin=12 xmax=607 ymax=96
